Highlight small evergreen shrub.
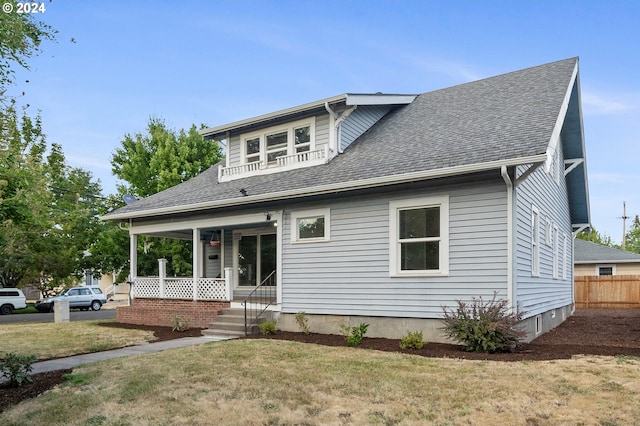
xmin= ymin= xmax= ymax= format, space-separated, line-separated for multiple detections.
xmin=294 ymin=311 xmax=310 ymax=334
xmin=0 ymin=353 xmax=37 ymax=387
xmin=171 ymin=314 xmax=191 ymax=332
xmin=339 ymin=323 xmax=369 ymax=347
xmin=258 ymin=320 xmax=277 ymax=335
xmin=399 ymin=331 xmax=426 ymax=350
xmin=441 ymin=293 xmax=526 ymax=353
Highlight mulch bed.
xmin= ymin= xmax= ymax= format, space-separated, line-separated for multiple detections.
xmin=3 ymin=308 xmax=640 ymax=412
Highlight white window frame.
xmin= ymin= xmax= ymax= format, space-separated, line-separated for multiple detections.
xmin=290 ymin=208 xmax=330 ymax=243
xmin=531 ymin=206 xmax=540 ymax=277
xmin=596 ymin=264 xmax=615 ymax=276
xmin=240 ymin=118 xmax=315 ymax=165
xmin=552 ymin=224 xmax=559 ymax=279
xmin=562 ymin=233 xmax=568 ymax=280
xmin=545 ymin=218 xmax=552 ymax=246
xmin=389 ymin=195 xmax=449 ymax=277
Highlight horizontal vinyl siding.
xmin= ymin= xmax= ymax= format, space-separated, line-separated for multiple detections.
xmin=315 ymin=114 xmax=329 ymax=153
xmin=281 ymin=182 xmax=509 ymax=318
xmin=515 ymin=140 xmax=573 ymax=316
xmin=227 ymin=134 xmax=241 ymax=166
xmin=340 ymin=106 xmax=391 ymax=151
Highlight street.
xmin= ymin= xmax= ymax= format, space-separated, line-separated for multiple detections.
xmin=0 ymin=308 xmax=116 ymax=324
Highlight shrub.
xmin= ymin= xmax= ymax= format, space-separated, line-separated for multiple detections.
xmin=0 ymin=353 xmax=37 ymax=387
xmin=258 ymin=320 xmax=277 ymax=335
xmin=339 ymin=323 xmax=369 ymax=347
xmin=399 ymin=331 xmax=426 ymax=350
xmin=441 ymin=293 xmax=526 ymax=353
xmin=171 ymin=314 xmax=191 ymax=332
xmin=294 ymin=311 xmax=310 ymax=334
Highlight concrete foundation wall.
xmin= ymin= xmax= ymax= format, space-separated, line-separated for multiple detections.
xmin=275 ymin=303 xmax=574 ymax=344
xmin=116 ymin=298 xmax=230 ymax=328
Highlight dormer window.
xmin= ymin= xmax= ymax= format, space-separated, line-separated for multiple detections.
xmin=242 ymin=119 xmax=315 ymax=165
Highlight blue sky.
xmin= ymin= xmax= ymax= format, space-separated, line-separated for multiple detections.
xmin=9 ymin=0 xmax=640 ymax=244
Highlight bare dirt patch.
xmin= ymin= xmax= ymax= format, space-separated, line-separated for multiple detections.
xmin=2 ymin=308 xmax=639 ymax=412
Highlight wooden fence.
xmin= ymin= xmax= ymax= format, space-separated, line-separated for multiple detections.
xmin=574 ymin=275 xmax=640 ymax=308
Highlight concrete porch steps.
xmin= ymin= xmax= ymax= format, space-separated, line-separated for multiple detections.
xmin=201 ymin=307 xmax=265 ymax=338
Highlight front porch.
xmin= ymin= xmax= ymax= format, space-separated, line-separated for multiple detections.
xmin=116 ymin=210 xmax=282 ymax=329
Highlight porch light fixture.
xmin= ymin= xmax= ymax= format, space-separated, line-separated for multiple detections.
xmin=240 ymin=188 xmax=248 ymax=196
xmin=265 ymin=212 xmax=271 ymax=221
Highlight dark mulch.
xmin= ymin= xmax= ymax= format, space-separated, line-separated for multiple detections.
xmin=3 ymin=308 xmax=640 ymax=412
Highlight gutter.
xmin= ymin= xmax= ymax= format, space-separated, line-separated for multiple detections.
xmin=103 ymin=154 xmax=547 ymax=221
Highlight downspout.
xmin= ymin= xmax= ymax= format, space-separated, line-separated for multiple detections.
xmin=501 ymin=166 xmax=515 ymax=312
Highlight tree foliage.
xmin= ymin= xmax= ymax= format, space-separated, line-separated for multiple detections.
xmin=575 ymin=227 xmax=615 ymax=247
xmin=625 ymin=215 xmax=640 ymax=254
xmin=99 ymin=118 xmax=223 ymax=279
xmin=0 ymin=103 xmax=105 ymax=294
xmin=0 ymin=2 xmax=56 ymax=96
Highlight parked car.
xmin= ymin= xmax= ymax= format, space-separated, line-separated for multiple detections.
xmin=0 ymin=288 xmax=27 ymax=315
xmin=35 ymin=286 xmax=107 ymax=312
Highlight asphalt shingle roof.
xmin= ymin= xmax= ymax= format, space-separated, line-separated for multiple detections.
xmin=106 ymin=57 xmax=579 ymax=219
xmin=574 ymin=239 xmax=640 ymax=263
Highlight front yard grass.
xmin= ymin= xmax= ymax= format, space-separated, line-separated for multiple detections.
xmin=0 ymin=321 xmax=155 ymax=360
xmin=2 ymin=339 xmax=640 ymax=425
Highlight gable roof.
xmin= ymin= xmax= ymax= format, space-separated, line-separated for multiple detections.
xmin=105 ymin=57 xmax=585 ymax=221
xmin=575 ymin=239 xmax=640 ymax=264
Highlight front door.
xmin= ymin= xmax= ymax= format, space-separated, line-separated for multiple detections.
xmin=236 ymin=230 xmax=276 ymax=287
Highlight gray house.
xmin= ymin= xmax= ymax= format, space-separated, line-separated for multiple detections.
xmin=104 ymin=57 xmax=590 ymax=342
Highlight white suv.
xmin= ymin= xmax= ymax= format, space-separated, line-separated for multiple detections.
xmin=0 ymin=288 xmax=27 ymax=315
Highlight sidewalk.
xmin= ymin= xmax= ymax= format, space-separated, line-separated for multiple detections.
xmin=2 ymin=335 xmax=233 ymax=383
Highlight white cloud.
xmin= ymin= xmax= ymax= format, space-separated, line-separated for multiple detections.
xmin=582 ymin=91 xmax=635 ymax=115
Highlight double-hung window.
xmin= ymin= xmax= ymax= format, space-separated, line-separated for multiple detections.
xmin=531 ymin=206 xmax=540 ymax=277
xmin=390 ymin=196 xmax=449 ymax=276
xmin=242 ymin=119 xmax=314 ymax=165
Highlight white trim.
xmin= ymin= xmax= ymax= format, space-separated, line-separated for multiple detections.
xmin=500 ymin=166 xmax=514 ymax=313
xmin=389 ymin=195 xmax=449 ymax=277
xmin=290 ymin=208 xmax=331 ymax=243
xmin=531 ymin=206 xmax=540 ymax=277
xmin=104 ymin=154 xmax=548 ymax=221
xmin=562 ymin=233 xmax=568 ymax=280
xmin=552 ymin=224 xmax=559 ymax=279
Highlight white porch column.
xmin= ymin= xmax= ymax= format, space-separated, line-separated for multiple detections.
xmin=129 ymin=233 xmax=137 ymax=300
xmin=275 ymin=210 xmax=283 ymax=306
xmin=193 ymin=228 xmax=199 ymax=301
xmin=158 ymin=258 xmax=167 ymax=298
xmin=224 ymin=267 xmax=233 ymax=301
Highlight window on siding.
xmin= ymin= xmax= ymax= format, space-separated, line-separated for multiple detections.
xmin=597 ymin=265 xmax=614 ymax=276
xmin=545 ymin=218 xmax=552 ymax=246
xmin=242 ymin=119 xmax=314 ymax=165
xmin=531 ymin=206 xmax=540 ymax=277
xmin=562 ymin=233 xmax=568 ymax=280
xmin=552 ymin=224 xmax=559 ymax=279
xmin=390 ymin=196 xmax=449 ymax=276
xmin=291 ymin=208 xmax=330 ymax=243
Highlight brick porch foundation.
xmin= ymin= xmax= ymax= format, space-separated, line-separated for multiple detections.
xmin=116 ymin=298 xmax=230 ymax=328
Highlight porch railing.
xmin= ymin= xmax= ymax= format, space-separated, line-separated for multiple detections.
xmin=243 ymin=270 xmax=277 ymax=335
xmin=133 ymin=270 xmax=232 ymax=301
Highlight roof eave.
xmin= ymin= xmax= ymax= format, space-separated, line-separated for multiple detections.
xmin=102 ymin=154 xmax=547 ymax=221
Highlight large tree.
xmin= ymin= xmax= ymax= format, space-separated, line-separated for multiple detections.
xmin=97 ymin=118 xmax=223 ymax=280
xmin=575 ymin=227 xmax=615 ymax=248
xmin=0 ymin=103 xmax=105 ymax=293
xmin=625 ymin=215 xmax=640 ymax=254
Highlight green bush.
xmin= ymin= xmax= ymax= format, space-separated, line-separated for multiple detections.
xmin=258 ymin=320 xmax=277 ymax=335
xmin=171 ymin=314 xmax=191 ymax=332
xmin=399 ymin=331 xmax=426 ymax=350
xmin=339 ymin=323 xmax=369 ymax=347
xmin=441 ymin=293 xmax=526 ymax=353
xmin=0 ymin=353 xmax=37 ymax=387
xmin=294 ymin=311 xmax=310 ymax=334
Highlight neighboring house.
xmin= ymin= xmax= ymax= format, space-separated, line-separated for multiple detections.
xmin=574 ymin=239 xmax=640 ymax=276
xmin=103 ymin=57 xmax=590 ymax=343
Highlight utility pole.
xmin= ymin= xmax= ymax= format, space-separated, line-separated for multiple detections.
xmin=622 ymin=201 xmax=630 ymax=251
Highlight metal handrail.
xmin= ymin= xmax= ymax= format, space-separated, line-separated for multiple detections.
xmin=242 ymin=270 xmax=277 ymax=336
